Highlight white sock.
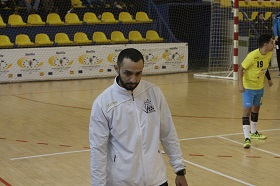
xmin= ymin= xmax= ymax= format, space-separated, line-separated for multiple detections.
xmin=243 ymin=125 xmax=251 ymax=139
xmin=251 ymin=121 xmax=257 ymax=133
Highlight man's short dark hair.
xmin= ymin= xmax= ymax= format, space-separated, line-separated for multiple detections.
xmin=259 ymin=34 xmax=272 ymax=48
xmin=117 ymin=48 xmax=144 ymax=67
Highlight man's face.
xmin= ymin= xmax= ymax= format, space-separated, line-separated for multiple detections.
xmin=267 ymin=38 xmax=275 ymax=52
xmin=115 ymin=58 xmax=144 ymax=91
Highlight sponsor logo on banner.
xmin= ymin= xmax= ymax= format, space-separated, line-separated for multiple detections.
xmin=107 ymin=53 xmax=118 ymax=64
xmin=48 ymin=55 xmax=73 ymax=67
xmin=78 ymin=54 xmax=103 ymax=66
xmin=162 ymin=49 xmax=184 ymax=62
xmin=17 ymin=57 xmax=44 ymax=69
xmin=0 ymin=59 xmax=12 ymax=70
xmin=141 ymin=51 xmax=158 ymax=63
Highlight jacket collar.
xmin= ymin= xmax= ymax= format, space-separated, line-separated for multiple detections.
xmin=113 ymin=76 xmax=141 ymax=96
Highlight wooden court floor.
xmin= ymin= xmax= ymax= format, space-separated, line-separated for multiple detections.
xmin=0 ymin=71 xmax=279 ymax=186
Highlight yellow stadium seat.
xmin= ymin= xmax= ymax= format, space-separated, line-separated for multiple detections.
xmin=0 ymin=35 xmax=14 ymax=48
xmin=239 ymin=1 xmax=250 ymax=8
xmin=0 ymin=16 xmax=7 ymax=27
xmin=111 ymin=31 xmax=129 ymax=44
xmin=146 ymin=30 xmax=163 ymax=42
xmin=249 ymin=11 xmax=259 ymax=21
xmin=129 ymin=30 xmax=146 ymax=43
xmin=92 ymin=32 xmax=111 ymax=44
xmin=135 ymin=12 xmax=152 ymax=23
xmin=74 ymin=32 xmax=92 ymax=44
xmin=262 ymin=1 xmax=272 ymax=7
xmin=55 ymin=33 xmax=73 ymax=45
xmin=27 ymin=14 xmax=46 ymax=25
xmin=46 ymin=13 xmax=65 ymax=25
xmin=248 ymin=1 xmax=261 ymax=7
xmin=83 ymin=12 xmax=101 ymax=24
xmin=101 ymin=12 xmax=119 ymax=24
xmin=220 ymin=0 xmax=231 ymax=7
xmin=71 ymin=0 xmax=86 ymax=7
xmin=35 ymin=33 xmax=54 ymax=46
xmin=8 ymin=14 xmax=26 ymax=27
xmin=238 ymin=12 xmax=243 ymax=21
xmin=65 ymin=13 xmax=83 ymax=25
xmin=264 ymin=12 xmax=272 ymax=21
xmin=119 ymin=12 xmax=136 ymax=24
xmin=15 ymin=34 xmax=34 ymax=47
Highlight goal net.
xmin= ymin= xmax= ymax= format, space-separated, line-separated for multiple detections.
xmin=194 ymin=0 xmax=279 ymax=80
xmin=2 ymin=0 xmax=278 ymax=83
xmin=0 ymin=0 xmax=190 ymax=83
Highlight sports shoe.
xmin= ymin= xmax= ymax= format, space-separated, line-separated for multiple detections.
xmin=250 ymin=131 xmax=266 ymax=139
xmin=244 ymin=138 xmax=251 ymax=148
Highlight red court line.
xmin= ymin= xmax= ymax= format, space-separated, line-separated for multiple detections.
xmin=246 ymin=156 xmax=261 ymax=158
xmin=13 ymin=95 xmax=280 ymax=120
xmin=0 ymin=177 xmax=12 ymax=186
xmin=217 ymin=155 xmax=232 ymax=158
xmin=83 ymin=147 xmax=90 ymax=149
xmin=14 ymin=95 xmax=90 ymax=110
xmin=189 ymin=154 xmax=204 ymax=157
xmin=37 ymin=142 xmax=48 ymax=145
xmin=275 ymin=156 xmax=280 ymax=158
xmin=59 ymin=145 xmax=72 ymax=147
xmin=15 ymin=140 xmax=28 ymax=142
xmin=0 ymin=138 xmax=6 ymax=140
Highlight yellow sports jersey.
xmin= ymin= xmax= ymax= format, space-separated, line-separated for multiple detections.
xmin=241 ymin=48 xmax=272 ymax=90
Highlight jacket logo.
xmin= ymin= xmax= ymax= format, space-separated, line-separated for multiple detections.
xmin=142 ymin=99 xmax=155 ymax=113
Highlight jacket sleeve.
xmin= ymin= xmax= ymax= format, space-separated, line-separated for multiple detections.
xmin=157 ymin=88 xmax=186 ymax=173
xmin=273 ymin=13 xmax=280 ymax=37
xmin=89 ymin=101 xmax=110 ymax=186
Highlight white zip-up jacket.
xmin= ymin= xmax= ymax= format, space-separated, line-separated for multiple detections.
xmin=89 ymin=77 xmax=185 ymax=186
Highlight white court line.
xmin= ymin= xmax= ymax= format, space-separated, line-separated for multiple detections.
xmin=180 ymin=128 xmax=280 ymax=141
xmin=184 ymin=159 xmax=255 ymax=186
xmin=10 ymin=149 xmax=90 ymax=161
xmin=219 ymin=136 xmax=280 ymax=157
xmin=10 ymin=128 xmax=280 ymax=161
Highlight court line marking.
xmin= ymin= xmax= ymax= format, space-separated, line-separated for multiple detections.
xmin=218 ymin=136 xmax=280 ymax=157
xmin=184 ymin=159 xmax=255 ymax=186
xmin=180 ymin=128 xmax=280 ymax=141
xmin=10 ymin=150 xmax=89 ymax=161
xmin=10 ymin=129 xmax=280 ymax=161
xmin=0 ymin=177 xmax=12 ymax=186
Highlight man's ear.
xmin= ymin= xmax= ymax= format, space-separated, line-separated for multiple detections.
xmin=114 ymin=65 xmax=119 ymax=73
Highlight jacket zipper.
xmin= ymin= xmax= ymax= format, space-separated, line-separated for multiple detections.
xmin=131 ymin=91 xmax=134 ymax=101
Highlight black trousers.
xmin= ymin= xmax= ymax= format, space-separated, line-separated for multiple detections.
xmin=275 ymin=40 xmax=280 ymax=71
xmin=159 ymin=181 xmax=168 ymax=186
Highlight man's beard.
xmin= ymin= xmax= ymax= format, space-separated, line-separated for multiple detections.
xmin=119 ymin=75 xmax=139 ymax=91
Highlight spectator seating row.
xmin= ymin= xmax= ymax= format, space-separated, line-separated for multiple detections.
xmin=238 ymin=11 xmax=273 ymax=22
xmin=0 ymin=30 xmax=164 ymax=48
xmin=220 ymin=0 xmax=280 ymax=7
xmin=0 ymin=11 xmax=153 ymax=27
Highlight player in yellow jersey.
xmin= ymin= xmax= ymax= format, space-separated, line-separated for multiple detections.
xmin=238 ymin=34 xmax=274 ymax=148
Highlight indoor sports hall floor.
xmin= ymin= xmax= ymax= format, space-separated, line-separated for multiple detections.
xmin=0 ymin=71 xmax=279 ymax=186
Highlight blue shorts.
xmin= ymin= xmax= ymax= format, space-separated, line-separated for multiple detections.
xmin=242 ymin=88 xmax=264 ymax=107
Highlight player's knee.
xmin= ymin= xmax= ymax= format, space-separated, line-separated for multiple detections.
xmin=242 ymin=117 xmax=250 ymax=125
xmin=251 ymin=112 xmax=258 ymax=122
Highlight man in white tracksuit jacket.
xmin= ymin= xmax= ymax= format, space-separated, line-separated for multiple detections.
xmin=89 ymin=48 xmax=188 ymax=186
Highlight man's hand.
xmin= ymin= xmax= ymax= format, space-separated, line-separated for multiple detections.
xmin=268 ymin=80 xmax=273 ymax=87
xmin=175 ymin=175 xmax=188 ymax=186
xmin=238 ymin=82 xmax=245 ymax=93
